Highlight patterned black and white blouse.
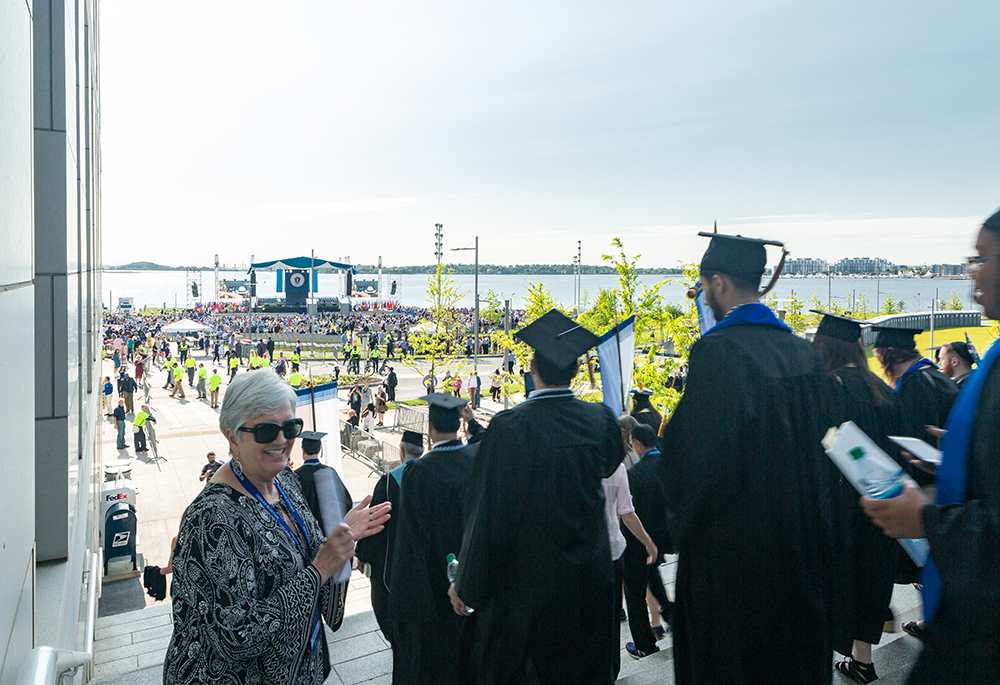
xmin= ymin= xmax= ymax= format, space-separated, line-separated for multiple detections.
xmin=163 ymin=468 xmax=331 ymax=684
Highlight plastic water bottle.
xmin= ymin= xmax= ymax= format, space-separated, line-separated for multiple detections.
xmin=446 ymin=553 xmax=460 ymax=583
xmin=849 ymin=446 xmax=904 ymax=499
xmin=446 ymin=553 xmax=474 ymax=613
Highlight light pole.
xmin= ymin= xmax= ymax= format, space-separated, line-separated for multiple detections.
xmin=452 ymin=237 xmax=479 ymax=374
xmin=577 ymin=240 xmax=582 ymax=316
xmin=503 ymin=293 xmax=511 ymax=410
xmin=433 ymin=224 xmax=444 ymax=375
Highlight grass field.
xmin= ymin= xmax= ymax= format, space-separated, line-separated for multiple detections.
xmin=866 ymin=323 xmax=998 ymax=375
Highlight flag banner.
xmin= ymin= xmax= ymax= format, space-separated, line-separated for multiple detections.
xmin=295 ymin=381 xmax=343 ymax=476
xmin=596 ymin=315 xmax=636 ymax=415
xmin=694 ymin=285 xmax=717 ymax=336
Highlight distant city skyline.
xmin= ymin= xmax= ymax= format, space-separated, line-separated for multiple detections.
xmin=98 ymin=1 xmax=999 ymax=270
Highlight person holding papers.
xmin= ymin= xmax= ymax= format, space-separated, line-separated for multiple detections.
xmin=656 ymin=233 xmax=839 ymax=684
xmin=812 ymin=311 xmax=902 ymax=684
xmin=295 ymin=431 xmax=353 ymax=632
xmin=863 ymin=208 xmax=1000 ymax=684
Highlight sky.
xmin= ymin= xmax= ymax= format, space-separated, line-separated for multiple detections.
xmin=99 ymin=0 xmax=1000 ymax=270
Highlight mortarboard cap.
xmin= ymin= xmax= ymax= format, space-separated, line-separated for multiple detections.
xmin=418 ymin=393 xmax=468 ymax=411
xmin=400 ymin=430 xmax=423 ymax=449
xmin=811 ymin=310 xmax=866 ymax=344
xmin=949 ymin=340 xmax=979 ymax=367
xmin=514 ymin=309 xmax=600 ymax=369
xmin=872 ymin=326 xmax=919 ymax=350
xmin=698 ymin=232 xmax=784 ymax=284
xmin=300 ymin=430 xmax=327 ymax=455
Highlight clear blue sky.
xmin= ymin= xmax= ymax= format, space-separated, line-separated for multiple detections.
xmin=100 ymin=0 xmax=1000 ymax=269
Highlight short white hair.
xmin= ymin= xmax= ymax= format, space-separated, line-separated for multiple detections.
xmin=219 ymin=369 xmax=297 ymax=437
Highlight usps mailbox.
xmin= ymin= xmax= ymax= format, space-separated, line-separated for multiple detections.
xmin=104 ymin=502 xmax=137 ymax=574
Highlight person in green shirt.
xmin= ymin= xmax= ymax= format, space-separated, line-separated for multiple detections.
xmin=185 ymin=355 xmax=197 ymax=386
xmin=289 ymin=371 xmax=303 ymax=389
xmin=196 ymin=363 xmax=208 ymax=399
xmin=178 ymin=339 xmax=189 ymax=363
xmin=163 ymin=357 xmax=176 ymax=389
xmin=133 ymin=405 xmax=155 ymax=452
xmin=170 ymin=364 xmax=186 ymax=399
xmin=208 ymin=368 xmax=222 ymax=408
xmin=228 ymin=354 xmax=239 ymax=382
xmin=291 ymin=352 xmax=301 ymax=373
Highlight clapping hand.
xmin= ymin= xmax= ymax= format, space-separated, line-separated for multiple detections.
xmin=345 ymin=494 xmax=391 ymax=541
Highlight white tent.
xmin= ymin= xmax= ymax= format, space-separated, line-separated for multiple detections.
xmin=161 ymin=318 xmax=211 ymax=333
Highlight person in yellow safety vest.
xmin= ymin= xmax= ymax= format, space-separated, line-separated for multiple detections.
xmin=370 ymin=345 xmax=381 ymax=365
xmin=291 ymin=352 xmax=300 ymax=373
xmin=170 ymin=364 xmax=186 ymax=399
xmin=208 ymin=368 xmax=222 ymax=408
xmin=163 ymin=357 xmax=176 ymax=389
xmin=133 ymin=405 xmax=155 ymax=452
xmin=196 ymin=363 xmax=208 ymax=399
xmin=228 ymin=354 xmax=239 ymax=382
xmin=248 ymin=352 xmax=258 ymax=370
xmin=178 ymin=339 xmax=189 ymax=363
xmin=185 ymin=355 xmax=197 ymax=386
xmin=343 ymin=343 xmax=352 ymax=363
xmin=289 ymin=371 xmax=303 ymax=388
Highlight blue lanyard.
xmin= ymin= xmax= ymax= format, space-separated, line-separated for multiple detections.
xmin=303 ymin=458 xmax=321 ymax=465
xmin=230 ymin=461 xmax=322 ymax=649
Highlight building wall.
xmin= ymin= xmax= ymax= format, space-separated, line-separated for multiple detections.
xmin=0 ymin=0 xmax=39 ymax=682
xmin=0 ymin=0 xmax=102 ymax=682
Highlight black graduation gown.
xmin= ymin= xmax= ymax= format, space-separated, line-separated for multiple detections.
xmin=657 ymin=323 xmax=838 ymax=685
xmin=294 ymin=462 xmax=353 ymax=631
xmin=354 ymin=467 xmax=404 ymax=643
xmin=895 ymin=363 xmax=959 ymax=486
xmin=621 ymin=451 xmax=673 ymax=654
xmin=454 ymin=391 xmax=622 ymax=685
xmin=908 ymin=360 xmax=1000 ymax=683
xmin=824 ymin=367 xmax=902 ymax=653
xmin=388 ymin=441 xmax=478 ymax=685
xmin=632 ymin=408 xmax=662 ymax=434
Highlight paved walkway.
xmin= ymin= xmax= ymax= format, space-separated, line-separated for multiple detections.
xmin=91 ymin=346 xmax=924 ymax=684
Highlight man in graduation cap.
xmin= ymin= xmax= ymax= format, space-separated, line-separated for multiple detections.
xmin=355 ymin=429 xmax=425 ymax=645
xmin=872 ymin=326 xmax=958 ymax=483
xmin=936 ymin=339 xmax=978 ymax=388
xmin=294 ymin=431 xmax=354 ymax=631
xmin=388 ymin=393 xmax=478 ymax=685
xmin=656 ymin=233 xmax=840 ymax=684
xmin=449 ymin=309 xmax=623 ymax=685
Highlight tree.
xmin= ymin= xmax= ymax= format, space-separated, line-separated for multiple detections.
xmin=400 ymin=265 xmax=470 ymax=385
xmin=939 ymin=290 xmax=965 ymax=311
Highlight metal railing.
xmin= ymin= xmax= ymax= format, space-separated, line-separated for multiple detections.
xmin=392 ymin=404 xmax=427 ymax=434
xmin=340 ymin=420 xmax=400 ymax=476
xmin=19 ymin=548 xmax=101 ymax=685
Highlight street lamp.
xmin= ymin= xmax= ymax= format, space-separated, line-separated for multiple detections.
xmin=451 ymin=237 xmax=479 ymax=374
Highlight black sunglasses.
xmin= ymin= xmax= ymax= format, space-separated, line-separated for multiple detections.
xmin=237 ymin=418 xmax=304 ymax=444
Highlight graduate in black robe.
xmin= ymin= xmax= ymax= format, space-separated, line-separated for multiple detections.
xmin=657 ymin=233 xmax=838 ymax=685
xmin=863 ymin=211 xmax=1000 ymax=683
xmin=355 ymin=430 xmax=425 ymax=644
xmin=812 ymin=313 xmax=902 ymax=684
xmin=389 ymin=394 xmax=478 ymax=685
xmin=449 ymin=309 xmax=622 ymax=685
xmin=621 ymin=424 xmax=674 ymax=657
xmin=294 ymin=431 xmax=353 ymax=631
xmin=630 ymin=388 xmax=663 ymax=433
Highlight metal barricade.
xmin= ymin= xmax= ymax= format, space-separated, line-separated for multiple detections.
xmin=339 ymin=421 xmax=401 ymax=476
xmin=392 ymin=404 xmax=428 ymax=434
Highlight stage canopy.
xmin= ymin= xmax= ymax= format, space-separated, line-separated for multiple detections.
xmin=161 ymin=318 xmax=211 ymax=333
xmin=248 ymin=257 xmax=354 ymax=273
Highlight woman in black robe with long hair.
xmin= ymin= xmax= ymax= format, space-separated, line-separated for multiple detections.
xmin=813 ymin=313 xmax=902 ymax=684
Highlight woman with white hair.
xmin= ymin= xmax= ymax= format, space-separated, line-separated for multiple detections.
xmin=163 ymin=369 xmax=391 ymax=684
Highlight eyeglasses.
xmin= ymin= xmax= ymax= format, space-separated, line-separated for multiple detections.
xmin=966 ymin=254 xmax=1000 ymax=270
xmin=237 ymin=418 xmax=304 ymax=444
